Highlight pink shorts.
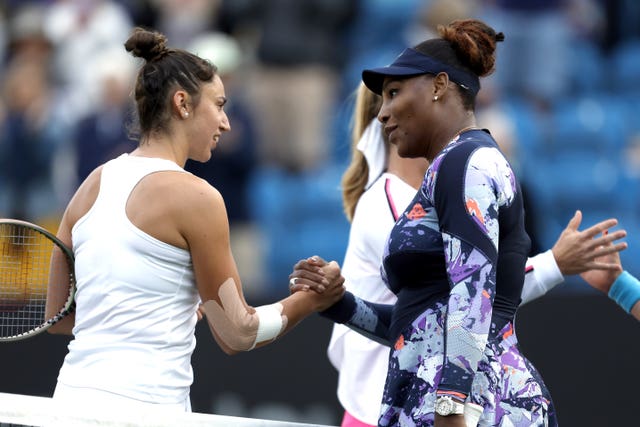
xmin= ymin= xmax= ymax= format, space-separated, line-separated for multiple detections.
xmin=341 ymin=410 xmax=376 ymax=427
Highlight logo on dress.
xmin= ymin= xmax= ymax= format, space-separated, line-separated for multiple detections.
xmin=406 ymin=203 xmax=428 ymax=220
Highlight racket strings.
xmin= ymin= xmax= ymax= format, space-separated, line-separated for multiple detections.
xmin=0 ymin=224 xmax=59 ymax=338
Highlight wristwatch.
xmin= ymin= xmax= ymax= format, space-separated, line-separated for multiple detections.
xmin=435 ymin=395 xmax=465 ymax=416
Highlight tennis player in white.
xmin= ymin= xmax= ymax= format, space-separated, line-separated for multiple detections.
xmin=47 ymin=27 xmax=345 ymax=415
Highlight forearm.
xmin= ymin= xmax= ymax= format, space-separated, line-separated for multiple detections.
xmin=202 ymin=278 xmax=289 ymax=353
xmin=277 ymin=290 xmax=323 ymax=334
xmin=320 ymin=291 xmax=393 ymax=346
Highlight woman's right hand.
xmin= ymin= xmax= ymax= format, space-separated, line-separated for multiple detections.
xmin=551 ymin=210 xmax=627 ymax=276
xmin=289 ymin=256 xmax=331 ymax=293
xmin=314 ymin=260 xmax=346 ymax=311
xmin=289 ymin=256 xmax=346 ymax=310
xmin=579 ymin=230 xmax=624 ymax=294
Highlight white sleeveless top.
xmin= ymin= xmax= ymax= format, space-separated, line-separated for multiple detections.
xmin=57 ymin=154 xmax=200 ymax=404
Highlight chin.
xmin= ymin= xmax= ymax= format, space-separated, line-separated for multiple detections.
xmin=396 ymin=141 xmax=422 ymax=159
xmin=396 ymin=144 xmax=413 ymax=158
xmin=193 ymin=152 xmax=213 ymax=163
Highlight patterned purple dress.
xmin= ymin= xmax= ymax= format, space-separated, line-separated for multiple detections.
xmin=322 ymin=129 xmax=557 ymax=426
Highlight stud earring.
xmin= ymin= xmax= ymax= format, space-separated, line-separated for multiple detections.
xmin=433 ymin=95 xmax=439 ymax=102
xmin=183 ymin=111 xmax=189 ymax=118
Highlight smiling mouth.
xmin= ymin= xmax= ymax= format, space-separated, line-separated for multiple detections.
xmin=384 ymin=125 xmax=397 ymax=137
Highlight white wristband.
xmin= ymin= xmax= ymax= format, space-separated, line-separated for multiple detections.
xmin=464 ymin=402 xmax=483 ymax=427
xmin=250 ymin=304 xmax=284 ymax=350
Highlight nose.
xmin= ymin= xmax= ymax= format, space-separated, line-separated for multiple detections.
xmin=377 ymin=102 xmax=389 ymax=124
xmin=221 ymin=111 xmax=231 ymax=132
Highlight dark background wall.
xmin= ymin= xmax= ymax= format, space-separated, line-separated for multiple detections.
xmin=1 ymin=292 xmax=638 ymax=427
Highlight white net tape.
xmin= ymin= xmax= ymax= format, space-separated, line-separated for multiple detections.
xmin=0 ymin=393 xmax=337 ymax=427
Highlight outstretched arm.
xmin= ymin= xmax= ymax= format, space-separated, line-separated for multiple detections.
xmin=290 ymin=256 xmax=393 ymax=346
xmin=520 ymin=210 xmax=627 ymax=305
xmin=186 ymin=181 xmax=345 ymax=354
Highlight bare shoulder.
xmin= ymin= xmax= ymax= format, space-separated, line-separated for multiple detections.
xmin=65 ymin=165 xmax=104 ymax=226
xmin=149 ymin=171 xmax=226 ymax=214
xmin=175 ymin=173 xmax=228 ymax=224
xmin=136 ymin=170 xmax=228 ymax=227
xmin=163 ymin=173 xmax=230 ymax=245
xmin=124 ymin=170 xmax=229 ymax=249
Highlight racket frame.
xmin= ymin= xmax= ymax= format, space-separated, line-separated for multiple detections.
xmin=0 ymin=219 xmax=76 ymax=341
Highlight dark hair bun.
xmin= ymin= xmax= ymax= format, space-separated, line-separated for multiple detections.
xmin=124 ymin=27 xmax=169 ymax=62
xmin=438 ymin=19 xmax=503 ymax=77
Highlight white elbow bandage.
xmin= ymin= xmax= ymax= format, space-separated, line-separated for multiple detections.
xmin=250 ymin=304 xmax=285 ymax=350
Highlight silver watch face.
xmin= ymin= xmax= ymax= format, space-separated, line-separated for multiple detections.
xmin=435 ymin=397 xmax=454 ymax=416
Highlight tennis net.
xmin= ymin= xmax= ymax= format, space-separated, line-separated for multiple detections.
xmin=0 ymin=392 xmax=337 ymax=427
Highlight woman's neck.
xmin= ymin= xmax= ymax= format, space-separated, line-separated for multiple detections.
xmin=387 ymin=150 xmax=429 ymax=190
xmin=427 ymin=114 xmax=477 ymax=162
xmin=132 ymin=134 xmax=186 ymax=167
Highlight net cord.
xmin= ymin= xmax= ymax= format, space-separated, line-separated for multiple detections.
xmin=0 ymin=392 xmax=337 ymax=427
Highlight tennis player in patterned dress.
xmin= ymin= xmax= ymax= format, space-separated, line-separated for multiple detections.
xmin=312 ymin=80 xmax=627 ymax=427
xmin=296 ymin=19 xmax=557 ymax=427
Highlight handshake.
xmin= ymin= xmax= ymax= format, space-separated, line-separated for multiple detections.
xmin=288 ymin=256 xmax=346 ymax=312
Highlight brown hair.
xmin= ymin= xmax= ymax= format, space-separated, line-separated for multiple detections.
xmin=414 ymin=19 xmax=503 ymax=109
xmin=341 ymin=83 xmax=384 ymax=222
xmin=124 ymin=27 xmax=217 ymax=140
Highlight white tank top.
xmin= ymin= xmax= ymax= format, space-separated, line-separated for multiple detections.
xmin=57 ymin=154 xmax=200 ymax=404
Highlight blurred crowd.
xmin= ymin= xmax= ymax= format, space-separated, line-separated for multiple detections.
xmin=0 ymin=0 xmax=639 ymax=297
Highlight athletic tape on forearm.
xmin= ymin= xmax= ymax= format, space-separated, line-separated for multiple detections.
xmin=249 ymin=304 xmax=284 ymax=350
xmin=608 ymin=271 xmax=640 ymax=313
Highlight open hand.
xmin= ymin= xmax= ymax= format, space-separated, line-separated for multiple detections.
xmin=580 ymin=229 xmax=624 ymax=294
xmin=551 ymin=210 xmax=627 ymax=276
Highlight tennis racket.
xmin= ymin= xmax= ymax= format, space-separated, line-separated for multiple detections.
xmin=0 ymin=219 xmax=75 ymax=341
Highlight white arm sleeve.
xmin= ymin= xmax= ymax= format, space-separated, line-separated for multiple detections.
xmin=520 ymin=250 xmax=565 ymax=306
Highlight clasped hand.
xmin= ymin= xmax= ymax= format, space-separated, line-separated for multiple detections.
xmin=289 ymin=256 xmax=345 ymax=311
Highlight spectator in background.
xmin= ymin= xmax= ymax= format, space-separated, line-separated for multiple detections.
xmin=218 ymin=0 xmax=358 ymax=173
xmin=0 ymin=5 xmax=66 ymax=221
xmin=478 ymin=0 xmax=574 ymax=110
xmin=153 ymin=0 xmax=221 ymax=49
xmin=71 ymin=46 xmax=138 ymax=186
xmin=339 ymin=0 xmax=422 ymax=93
xmin=42 ymin=0 xmax=133 ymax=122
xmin=112 ymin=0 xmax=159 ymax=29
xmin=591 ymin=0 xmax=632 ymax=52
xmin=404 ymin=0 xmax=479 ymax=46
